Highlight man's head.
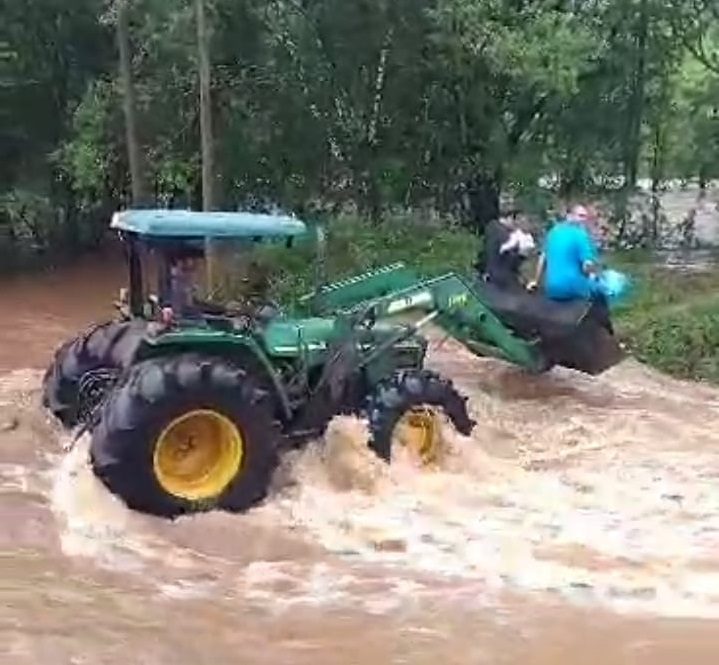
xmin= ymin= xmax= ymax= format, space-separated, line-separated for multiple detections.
xmin=497 ymin=204 xmax=520 ymax=228
xmin=168 ymin=244 xmax=203 ymax=272
xmin=568 ymin=203 xmax=601 ymax=233
xmin=171 ymin=256 xmax=198 ymax=275
xmin=567 ymin=204 xmax=591 ymax=224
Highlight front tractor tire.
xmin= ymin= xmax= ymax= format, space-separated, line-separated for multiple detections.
xmin=90 ymin=354 xmax=281 ymax=518
xmin=367 ymin=370 xmax=475 ymax=464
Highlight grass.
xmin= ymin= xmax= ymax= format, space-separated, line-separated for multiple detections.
xmin=611 ymin=259 xmax=719 ymax=382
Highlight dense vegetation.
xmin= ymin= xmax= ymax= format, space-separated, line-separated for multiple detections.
xmin=2 ymin=0 xmax=718 ymax=269
xmin=612 ymin=257 xmax=719 ymax=383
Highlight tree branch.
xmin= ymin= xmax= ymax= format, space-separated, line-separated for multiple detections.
xmin=367 ymin=26 xmax=393 ymax=146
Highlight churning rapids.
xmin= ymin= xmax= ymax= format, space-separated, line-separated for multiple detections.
xmin=2 ymin=252 xmax=719 ymax=664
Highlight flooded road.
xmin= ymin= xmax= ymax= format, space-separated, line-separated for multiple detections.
xmin=2 ymin=251 xmax=719 ymax=664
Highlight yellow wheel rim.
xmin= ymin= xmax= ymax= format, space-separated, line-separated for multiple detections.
xmin=153 ymin=409 xmax=243 ymax=501
xmin=393 ymin=405 xmax=442 ymax=466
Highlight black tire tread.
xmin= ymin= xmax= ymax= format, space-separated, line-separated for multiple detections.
xmin=90 ymin=353 xmax=282 ymax=518
xmin=42 ymin=320 xmax=144 ymax=428
xmin=366 ymin=369 xmax=475 ymax=462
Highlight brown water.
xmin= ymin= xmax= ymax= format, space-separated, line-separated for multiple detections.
xmin=2 ymin=252 xmax=719 ymax=664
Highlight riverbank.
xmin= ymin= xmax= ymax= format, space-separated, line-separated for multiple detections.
xmin=613 ymin=256 xmax=719 ymax=383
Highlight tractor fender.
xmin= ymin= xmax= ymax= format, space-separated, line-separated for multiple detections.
xmin=132 ymin=331 xmax=293 ymax=422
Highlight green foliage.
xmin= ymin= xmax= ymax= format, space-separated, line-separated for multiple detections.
xmin=60 ymin=79 xmax=119 ymax=196
xmin=622 ymin=302 xmax=719 ymax=382
xmin=615 ymin=265 xmax=719 ymax=382
xmin=0 ymin=190 xmax=53 ymax=244
xmin=1 ymin=0 xmax=718 ymax=268
xmin=251 ymin=214 xmax=478 ymax=303
xmin=660 ymin=57 xmax=719 ymax=182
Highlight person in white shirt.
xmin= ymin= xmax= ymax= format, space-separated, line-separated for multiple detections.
xmin=477 ymin=208 xmax=536 ymax=291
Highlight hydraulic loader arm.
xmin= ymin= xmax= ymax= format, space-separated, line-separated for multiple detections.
xmin=340 ymin=272 xmax=545 ymax=371
xmin=299 ymin=262 xmax=420 ymax=315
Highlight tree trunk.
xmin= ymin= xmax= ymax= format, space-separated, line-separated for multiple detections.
xmin=623 ymin=0 xmax=649 ymax=191
xmin=362 ymin=26 xmax=393 ymax=223
xmin=196 ymin=0 xmax=216 ymax=211
xmin=195 ymin=0 xmax=218 ymax=293
xmin=650 ymin=123 xmax=664 ymax=244
xmin=116 ymin=0 xmax=148 ymax=206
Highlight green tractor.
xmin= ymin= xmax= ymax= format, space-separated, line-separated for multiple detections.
xmin=42 ymin=209 xmax=623 ymax=518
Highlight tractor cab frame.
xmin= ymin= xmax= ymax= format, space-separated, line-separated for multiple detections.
xmin=111 ymin=209 xmax=324 ymax=320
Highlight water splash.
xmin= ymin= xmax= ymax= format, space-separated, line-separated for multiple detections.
xmin=27 ymin=336 xmax=719 ymax=619
xmin=266 ymin=411 xmax=719 ymax=618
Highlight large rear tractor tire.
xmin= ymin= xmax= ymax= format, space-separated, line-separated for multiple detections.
xmin=367 ymin=369 xmax=475 ymax=465
xmin=90 ymin=354 xmax=281 ymax=518
xmin=42 ymin=320 xmax=144 ymax=429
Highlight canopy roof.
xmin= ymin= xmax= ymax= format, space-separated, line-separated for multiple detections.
xmin=111 ymin=209 xmax=308 ymax=240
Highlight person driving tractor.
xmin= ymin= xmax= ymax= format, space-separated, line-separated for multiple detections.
xmin=163 ymin=244 xmax=276 ymax=323
xmin=166 ymin=251 xmax=201 ymax=318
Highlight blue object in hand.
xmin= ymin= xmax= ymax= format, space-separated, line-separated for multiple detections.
xmin=597 ymin=268 xmax=631 ymax=306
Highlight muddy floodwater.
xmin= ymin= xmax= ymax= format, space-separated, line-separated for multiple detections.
xmin=2 ymin=249 xmax=719 ymax=664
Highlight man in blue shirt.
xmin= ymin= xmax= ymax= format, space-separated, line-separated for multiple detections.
xmin=528 ymin=205 xmax=604 ymax=301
